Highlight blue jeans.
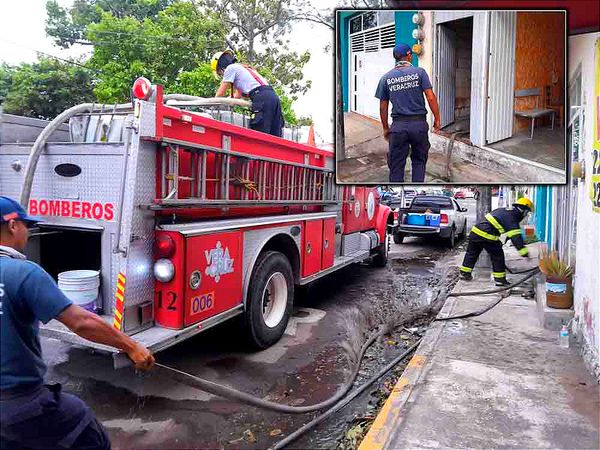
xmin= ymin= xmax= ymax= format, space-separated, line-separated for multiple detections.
xmin=0 ymin=384 xmax=110 ymax=449
xmin=388 ymin=120 xmax=430 ymax=182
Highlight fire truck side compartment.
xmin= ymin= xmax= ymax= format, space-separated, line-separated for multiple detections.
xmin=302 ymin=220 xmax=324 ymax=277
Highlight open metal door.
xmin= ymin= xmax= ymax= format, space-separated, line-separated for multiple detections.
xmin=436 ymin=24 xmax=456 ymax=128
xmin=485 ymin=11 xmax=516 ymax=144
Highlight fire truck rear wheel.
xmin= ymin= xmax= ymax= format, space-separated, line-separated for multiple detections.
xmin=245 ymin=251 xmax=294 ymax=349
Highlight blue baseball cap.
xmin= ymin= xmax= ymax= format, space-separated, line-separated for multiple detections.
xmin=0 ymin=196 xmax=41 ymax=226
xmin=393 ymin=43 xmax=412 ymax=60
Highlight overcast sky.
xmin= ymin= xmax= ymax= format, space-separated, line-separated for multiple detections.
xmin=0 ymin=0 xmax=338 ymax=143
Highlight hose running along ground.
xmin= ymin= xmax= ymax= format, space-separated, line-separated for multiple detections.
xmin=435 ymin=267 xmax=539 ymax=321
xmin=269 ymin=339 xmax=421 ymax=450
xmin=155 ymin=321 xmax=397 ymax=414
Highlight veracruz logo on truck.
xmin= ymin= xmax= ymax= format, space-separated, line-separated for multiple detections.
xmin=29 ymin=199 xmax=115 ymax=221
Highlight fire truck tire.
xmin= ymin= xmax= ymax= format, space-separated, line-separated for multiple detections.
xmin=372 ymin=231 xmax=389 ymax=267
xmin=244 ymin=251 xmax=294 ymax=349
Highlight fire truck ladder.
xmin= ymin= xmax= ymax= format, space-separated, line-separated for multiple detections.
xmin=151 ymin=138 xmax=337 ymax=209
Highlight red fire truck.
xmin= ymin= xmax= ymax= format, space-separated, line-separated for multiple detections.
xmin=0 ymin=78 xmax=393 ymax=367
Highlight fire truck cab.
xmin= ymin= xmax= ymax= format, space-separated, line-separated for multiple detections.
xmin=0 ymin=78 xmax=393 ymax=367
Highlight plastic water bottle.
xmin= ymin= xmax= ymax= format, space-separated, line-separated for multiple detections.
xmin=559 ymin=324 xmax=569 ymax=348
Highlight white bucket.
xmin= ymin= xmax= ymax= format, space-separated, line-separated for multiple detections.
xmin=58 ymin=270 xmax=100 ymax=312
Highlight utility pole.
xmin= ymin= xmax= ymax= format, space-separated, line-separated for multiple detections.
xmin=475 ymin=186 xmax=493 ymax=267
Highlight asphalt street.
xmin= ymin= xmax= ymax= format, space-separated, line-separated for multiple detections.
xmin=41 ymin=199 xmax=477 ymax=449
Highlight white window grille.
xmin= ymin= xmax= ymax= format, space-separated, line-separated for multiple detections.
xmin=350 ymin=24 xmax=395 ymax=53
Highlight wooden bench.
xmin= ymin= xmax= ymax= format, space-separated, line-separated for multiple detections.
xmin=514 ymin=88 xmax=556 ymax=140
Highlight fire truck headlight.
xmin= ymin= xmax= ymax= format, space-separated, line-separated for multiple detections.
xmin=154 ymin=259 xmax=175 ymax=282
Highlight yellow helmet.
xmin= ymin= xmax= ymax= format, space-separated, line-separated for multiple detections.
xmin=513 ymin=197 xmax=534 ymax=211
xmin=210 ymin=50 xmax=234 ymax=79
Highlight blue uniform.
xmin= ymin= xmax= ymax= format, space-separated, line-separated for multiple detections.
xmin=0 ymin=248 xmax=110 ymax=449
xmin=375 ymin=63 xmax=433 ymax=182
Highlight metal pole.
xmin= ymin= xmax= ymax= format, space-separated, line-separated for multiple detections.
xmin=476 ymin=186 xmax=493 ymax=267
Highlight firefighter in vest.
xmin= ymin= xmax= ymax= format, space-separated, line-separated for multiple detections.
xmin=459 ymin=197 xmax=534 ymax=286
xmin=212 ymin=50 xmax=285 ymax=137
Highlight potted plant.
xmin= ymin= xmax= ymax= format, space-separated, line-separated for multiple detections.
xmin=538 ymin=249 xmax=573 ymax=309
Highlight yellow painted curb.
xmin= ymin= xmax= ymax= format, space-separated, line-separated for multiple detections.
xmin=358 ymin=354 xmax=426 ymax=450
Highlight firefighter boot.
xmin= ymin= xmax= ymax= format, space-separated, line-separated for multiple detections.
xmin=494 ymin=277 xmax=511 ymax=287
xmin=459 ymin=271 xmax=473 ymax=281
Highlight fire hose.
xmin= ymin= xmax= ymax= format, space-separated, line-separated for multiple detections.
xmin=148 ymin=266 xmax=540 ymax=448
xmin=154 ymin=317 xmax=414 ymax=415
xmin=119 ymin=263 xmax=539 ymax=447
xmin=436 ymin=266 xmax=539 ymax=321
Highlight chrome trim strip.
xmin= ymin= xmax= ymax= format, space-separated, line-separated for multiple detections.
xmin=161 ymin=212 xmax=338 ymax=236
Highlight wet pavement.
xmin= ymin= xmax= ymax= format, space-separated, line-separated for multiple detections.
xmin=41 ymin=200 xmax=476 ymax=449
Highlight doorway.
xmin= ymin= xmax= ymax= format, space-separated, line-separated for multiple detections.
xmin=436 ymin=16 xmax=473 ymax=137
xmin=435 ymin=11 xmax=518 ymax=147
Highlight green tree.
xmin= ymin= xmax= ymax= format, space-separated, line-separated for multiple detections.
xmin=86 ymin=1 xmax=226 ymax=102
xmin=43 ymin=0 xmax=311 ymax=124
xmin=46 ymin=0 xmax=174 ymax=47
xmin=204 ymin=0 xmax=306 ymax=62
xmin=0 ymin=63 xmax=14 ymax=108
xmin=201 ymin=0 xmax=314 ymax=121
xmin=2 ymin=58 xmax=95 ymax=120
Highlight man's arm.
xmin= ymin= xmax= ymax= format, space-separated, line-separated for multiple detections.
xmin=380 ymin=100 xmax=390 ymax=141
xmin=215 ymin=81 xmax=232 ymax=97
xmin=58 ymin=305 xmax=155 ymax=370
xmin=424 ymin=89 xmax=441 ymax=131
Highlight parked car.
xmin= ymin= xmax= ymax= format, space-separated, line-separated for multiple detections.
xmin=393 ymin=195 xmax=468 ymax=248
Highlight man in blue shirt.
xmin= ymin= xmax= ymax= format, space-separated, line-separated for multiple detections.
xmin=0 ymin=196 xmax=155 ymax=449
xmin=375 ymin=43 xmax=441 ymax=182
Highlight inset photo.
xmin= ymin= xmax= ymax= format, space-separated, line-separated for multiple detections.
xmin=336 ymin=10 xmax=567 ymax=184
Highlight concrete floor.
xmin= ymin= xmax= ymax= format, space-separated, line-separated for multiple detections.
xmin=489 ymin=127 xmax=566 ymax=170
xmin=338 ymin=113 xmax=519 ymax=183
xmin=339 ymin=113 xmax=566 ymax=183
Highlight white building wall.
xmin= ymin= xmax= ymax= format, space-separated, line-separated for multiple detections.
xmin=569 ymin=32 xmax=600 ymax=380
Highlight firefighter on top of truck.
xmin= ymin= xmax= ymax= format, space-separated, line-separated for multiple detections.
xmin=459 ymin=197 xmax=534 ymax=286
xmin=375 ymin=43 xmax=441 ymax=183
xmin=212 ymin=50 xmax=285 ymax=138
xmin=0 ymin=196 xmax=155 ymax=450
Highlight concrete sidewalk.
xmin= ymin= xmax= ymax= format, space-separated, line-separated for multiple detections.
xmin=360 ymin=245 xmax=600 ymax=449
